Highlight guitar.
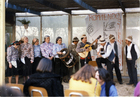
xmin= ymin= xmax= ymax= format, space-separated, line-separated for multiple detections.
xmin=78 ymin=35 xmax=101 ymax=58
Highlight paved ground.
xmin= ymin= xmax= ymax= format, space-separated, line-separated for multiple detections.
xmin=5 ymin=76 xmax=139 ymax=96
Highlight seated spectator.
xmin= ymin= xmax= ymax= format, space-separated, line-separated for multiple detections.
xmin=95 ymin=68 xmax=118 ymax=96
xmin=23 ymin=58 xmax=64 ymax=96
xmin=69 ymin=64 xmax=101 ymax=97
xmin=0 ymin=85 xmax=24 ymax=96
xmin=134 ymin=81 xmax=140 ymax=96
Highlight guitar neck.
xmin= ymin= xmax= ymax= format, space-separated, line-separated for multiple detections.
xmin=89 ymin=40 xmax=96 ymax=47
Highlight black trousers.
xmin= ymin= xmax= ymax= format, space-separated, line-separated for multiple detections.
xmin=54 ymin=58 xmax=68 ymax=77
xmin=113 ymin=55 xmax=122 ymax=82
xmin=80 ymin=58 xmax=92 ymax=67
xmin=32 ymin=57 xmax=41 ymax=74
xmin=126 ymin=59 xmax=138 ymax=85
xmin=96 ymin=57 xmax=114 ymax=80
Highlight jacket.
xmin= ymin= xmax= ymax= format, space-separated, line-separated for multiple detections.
xmin=23 ymin=72 xmax=64 ymax=96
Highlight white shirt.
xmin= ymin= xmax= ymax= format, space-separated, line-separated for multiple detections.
xmin=110 ymin=42 xmax=116 ymax=54
xmin=97 ymin=43 xmax=113 ymax=58
xmin=124 ymin=43 xmax=140 ymax=59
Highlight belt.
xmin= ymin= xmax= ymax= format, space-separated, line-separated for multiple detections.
xmin=127 ymin=58 xmax=132 ymax=60
xmin=80 ymin=57 xmax=90 ymax=60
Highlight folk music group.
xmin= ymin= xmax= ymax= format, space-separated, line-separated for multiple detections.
xmin=6 ymin=34 xmax=140 ymax=96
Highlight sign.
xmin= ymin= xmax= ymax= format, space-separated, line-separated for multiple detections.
xmin=85 ymin=13 xmax=123 ymax=70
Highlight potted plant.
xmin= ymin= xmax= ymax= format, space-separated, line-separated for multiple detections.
xmin=18 ymin=19 xmax=30 ymax=29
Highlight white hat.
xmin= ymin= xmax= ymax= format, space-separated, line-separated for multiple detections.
xmin=98 ymin=37 xmax=106 ymax=44
xmin=126 ymin=36 xmax=132 ymax=42
xmin=109 ymin=34 xmax=115 ymax=40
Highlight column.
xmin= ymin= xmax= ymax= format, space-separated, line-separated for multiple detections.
xmin=0 ymin=0 xmax=5 ymax=85
xmin=122 ymin=13 xmax=127 ymax=76
xmin=68 ymin=14 xmax=72 ymax=45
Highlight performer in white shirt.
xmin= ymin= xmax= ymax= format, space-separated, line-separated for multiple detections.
xmin=96 ymin=37 xmax=115 ymax=80
xmin=124 ymin=36 xmax=140 ymax=87
xmin=109 ymin=34 xmax=123 ymax=84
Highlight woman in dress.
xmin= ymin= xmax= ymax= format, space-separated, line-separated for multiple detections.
xmin=32 ymin=38 xmax=41 ymax=74
xmin=20 ymin=36 xmax=34 ymax=83
xmin=53 ymin=37 xmax=68 ymax=82
xmin=7 ymin=41 xmax=20 ymax=84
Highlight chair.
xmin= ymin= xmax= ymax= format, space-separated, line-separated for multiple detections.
xmin=6 ymin=83 xmax=24 ymax=93
xmin=88 ymin=61 xmax=97 ymax=67
xmin=65 ymin=89 xmax=89 ymax=97
xmin=28 ymin=86 xmax=48 ymax=97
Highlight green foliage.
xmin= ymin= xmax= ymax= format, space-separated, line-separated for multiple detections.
xmin=18 ymin=19 xmax=30 ymax=24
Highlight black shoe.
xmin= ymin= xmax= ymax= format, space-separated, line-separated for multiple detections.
xmin=119 ymin=81 xmax=123 ymax=84
xmin=134 ymin=84 xmax=136 ymax=87
xmin=126 ymin=83 xmax=133 ymax=85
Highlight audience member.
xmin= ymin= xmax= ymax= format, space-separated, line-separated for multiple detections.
xmin=69 ymin=64 xmax=101 ymax=96
xmin=23 ymin=58 xmax=64 ymax=96
xmin=95 ymin=68 xmax=118 ymax=96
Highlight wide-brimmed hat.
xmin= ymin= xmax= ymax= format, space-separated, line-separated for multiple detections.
xmin=81 ymin=34 xmax=87 ymax=40
xmin=109 ymin=34 xmax=115 ymax=40
xmin=72 ymin=37 xmax=79 ymax=42
xmin=126 ymin=36 xmax=132 ymax=42
xmin=98 ymin=37 xmax=106 ymax=44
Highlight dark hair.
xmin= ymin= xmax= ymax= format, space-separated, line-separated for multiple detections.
xmin=72 ymin=64 xmax=95 ymax=84
xmin=32 ymin=38 xmax=39 ymax=45
xmin=56 ymin=37 xmax=62 ymax=43
xmin=36 ymin=58 xmax=52 ymax=72
xmin=96 ymin=68 xmax=111 ymax=82
xmin=9 ymin=41 xmax=20 ymax=47
xmin=0 ymin=86 xmax=24 ymax=96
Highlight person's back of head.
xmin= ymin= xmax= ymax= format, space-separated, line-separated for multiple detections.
xmin=72 ymin=64 xmax=95 ymax=84
xmin=36 ymin=58 xmax=52 ymax=73
xmin=0 ymin=85 xmax=24 ymax=96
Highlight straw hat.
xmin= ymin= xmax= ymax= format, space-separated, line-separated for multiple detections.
xmin=98 ymin=37 xmax=106 ymax=44
xmin=126 ymin=36 xmax=132 ymax=42
xmin=109 ymin=34 xmax=115 ymax=40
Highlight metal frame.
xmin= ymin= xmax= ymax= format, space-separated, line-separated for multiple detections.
xmin=35 ymin=0 xmax=71 ymax=14
xmin=69 ymin=92 xmax=83 ymax=97
xmin=31 ymin=89 xmax=44 ymax=97
xmin=118 ymin=0 xmax=125 ymax=13
xmin=5 ymin=3 xmax=41 ymax=15
xmin=73 ymin=0 xmax=97 ymax=13
xmin=10 ymin=86 xmax=22 ymax=92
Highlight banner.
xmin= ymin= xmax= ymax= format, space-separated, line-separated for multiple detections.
xmin=85 ymin=13 xmax=123 ymax=70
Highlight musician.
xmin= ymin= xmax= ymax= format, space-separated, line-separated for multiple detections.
xmin=32 ymin=38 xmax=42 ymax=74
xmin=40 ymin=35 xmax=54 ymax=60
xmin=20 ymin=36 xmax=34 ymax=82
xmin=76 ymin=34 xmax=98 ymax=67
xmin=96 ymin=37 xmax=115 ymax=80
xmin=124 ymin=36 xmax=140 ymax=87
xmin=40 ymin=35 xmax=54 ymax=72
xmin=53 ymin=37 xmax=68 ymax=82
xmin=68 ymin=37 xmax=79 ymax=75
xmin=109 ymin=34 xmax=123 ymax=84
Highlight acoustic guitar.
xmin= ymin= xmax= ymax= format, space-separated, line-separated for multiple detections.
xmin=78 ymin=35 xmax=101 ymax=58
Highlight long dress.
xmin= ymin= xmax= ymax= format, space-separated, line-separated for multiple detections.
xmin=6 ymin=45 xmax=19 ymax=76
xmin=20 ymin=43 xmax=34 ymax=76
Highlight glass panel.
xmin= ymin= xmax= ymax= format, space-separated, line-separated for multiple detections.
xmin=5 ymin=26 xmax=13 ymax=46
xmin=126 ymin=13 xmax=140 ymax=74
xmin=72 ymin=15 xmax=87 ymax=42
xmin=16 ymin=17 xmax=40 ymax=44
xmin=42 ymin=15 xmax=68 ymax=47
